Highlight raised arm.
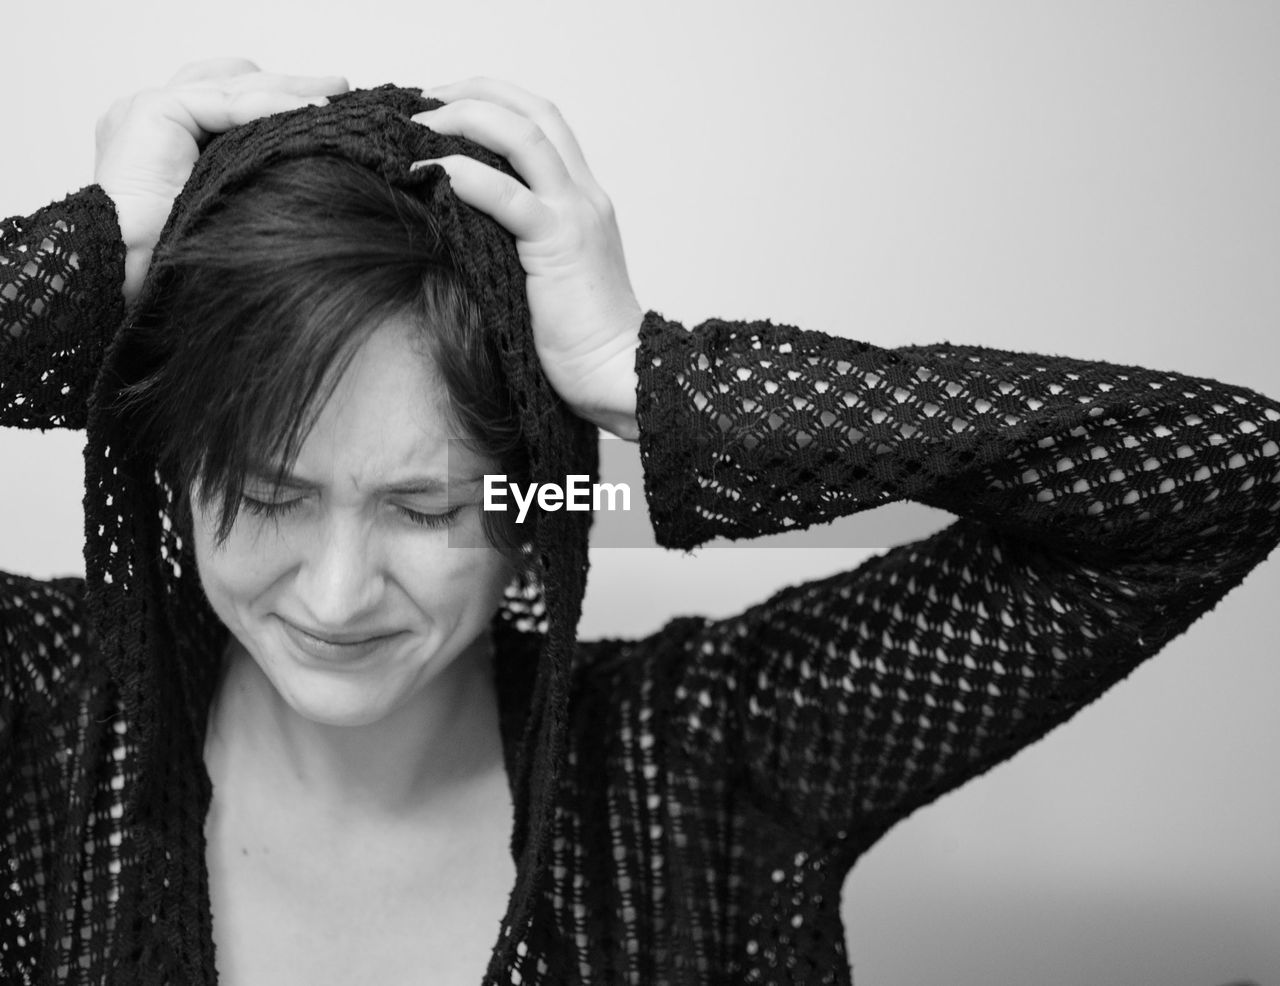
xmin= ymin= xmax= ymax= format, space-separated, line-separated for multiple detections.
xmin=635 ymin=312 xmax=1280 ymax=845
xmin=2 ymin=63 xmax=348 ymax=762
xmin=396 ymin=77 xmax=1280 ymax=847
xmin=1 ymin=61 xmax=347 ymax=432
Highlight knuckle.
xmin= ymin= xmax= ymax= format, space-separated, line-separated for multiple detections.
xmin=223 ymin=71 xmax=267 ymax=92
xmin=129 ymin=88 xmax=170 ymax=114
xmin=94 ymin=108 xmax=119 ymax=142
xmin=574 ymin=197 xmax=606 ymax=232
xmin=516 ymin=121 xmax=550 ymax=151
xmin=225 ymin=88 xmax=273 ymax=113
xmin=98 ymin=96 xmax=131 ymax=129
xmin=497 ymin=178 xmax=524 ymax=210
xmin=590 ymin=188 xmax=616 ymax=218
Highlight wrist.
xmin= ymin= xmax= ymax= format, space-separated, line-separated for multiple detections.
xmin=573 ymin=341 xmax=639 ymax=441
xmin=103 ymin=188 xmax=153 ymax=305
xmin=122 ymin=246 xmax=152 ymax=305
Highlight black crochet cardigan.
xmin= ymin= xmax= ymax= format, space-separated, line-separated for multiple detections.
xmin=4 ymin=132 xmax=1280 ymax=984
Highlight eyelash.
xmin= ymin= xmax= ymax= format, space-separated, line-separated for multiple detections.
xmin=238 ymin=496 xmax=463 ymax=530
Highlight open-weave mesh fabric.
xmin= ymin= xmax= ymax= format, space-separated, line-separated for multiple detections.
xmin=100 ymin=81 xmax=597 ymax=873
xmin=1 ymin=192 xmax=121 ymax=429
xmin=635 ymin=314 xmax=1280 ymax=830
xmin=3 ymin=87 xmax=596 ymax=984
xmin=5 ymin=113 xmax=1280 ymax=984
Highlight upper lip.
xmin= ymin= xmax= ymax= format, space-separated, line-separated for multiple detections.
xmin=280 ymin=619 xmax=399 ymax=646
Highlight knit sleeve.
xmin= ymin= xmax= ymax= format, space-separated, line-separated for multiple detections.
xmin=1 ymin=187 xmax=126 ymax=430
xmin=635 ymin=311 xmax=1280 ymax=839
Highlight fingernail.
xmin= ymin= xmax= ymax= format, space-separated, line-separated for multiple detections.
xmin=305 ymin=96 xmax=330 ymax=107
xmin=410 ymin=110 xmax=437 ymax=123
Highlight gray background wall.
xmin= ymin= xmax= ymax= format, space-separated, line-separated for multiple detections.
xmin=4 ymin=2 xmax=1278 ymax=983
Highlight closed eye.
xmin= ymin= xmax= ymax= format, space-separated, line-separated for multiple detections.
xmin=398 ymin=504 xmax=464 ymax=529
xmin=237 ymin=494 xmax=464 ymax=530
xmin=240 ymin=494 xmax=305 ymax=519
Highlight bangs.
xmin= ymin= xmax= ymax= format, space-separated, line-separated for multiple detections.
xmin=170 ymin=263 xmax=422 ymax=542
xmin=117 ymin=156 xmax=528 ymax=557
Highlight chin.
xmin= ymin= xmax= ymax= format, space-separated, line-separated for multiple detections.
xmin=270 ymin=669 xmax=416 ymax=729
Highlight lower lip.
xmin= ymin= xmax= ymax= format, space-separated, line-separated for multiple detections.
xmin=278 ymin=619 xmax=400 ymax=667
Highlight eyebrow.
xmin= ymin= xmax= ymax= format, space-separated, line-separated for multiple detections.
xmin=245 ymin=465 xmax=483 ymax=496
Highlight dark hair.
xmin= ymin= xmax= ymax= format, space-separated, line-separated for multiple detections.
xmin=122 ymin=155 xmax=530 ymax=562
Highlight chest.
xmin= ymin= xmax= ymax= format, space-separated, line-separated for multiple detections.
xmin=205 ymin=774 xmax=517 ymax=986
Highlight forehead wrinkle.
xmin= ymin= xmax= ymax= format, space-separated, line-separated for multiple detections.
xmin=333 ymin=438 xmax=449 ymax=495
xmin=245 ymin=461 xmax=475 ymax=497
xmin=250 ymin=421 xmax=485 ymax=495
xmin=273 ymin=311 xmax=492 ymax=497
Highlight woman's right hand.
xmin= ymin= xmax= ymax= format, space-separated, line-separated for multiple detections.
xmin=94 ymin=59 xmax=348 ymax=304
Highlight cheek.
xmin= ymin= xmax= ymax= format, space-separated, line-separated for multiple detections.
xmin=190 ymin=502 xmax=291 ymax=618
xmin=423 ymin=507 xmax=518 ymax=603
xmin=400 ymin=539 xmax=514 ymax=620
xmin=398 ymin=515 xmax=515 ymax=627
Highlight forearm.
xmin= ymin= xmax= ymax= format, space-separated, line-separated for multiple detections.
xmin=632 ymin=310 xmax=1280 ymax=832
xmin=636 ymin=311 xmax=1280 ymax=564
xmin=574 ymin=333 xmax=640 ymax=441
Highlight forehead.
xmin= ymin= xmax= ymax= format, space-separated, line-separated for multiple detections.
xmin=292 ymin=314 xmax=490 ymax=483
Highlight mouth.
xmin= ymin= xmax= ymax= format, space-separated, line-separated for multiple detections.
xmin=278 ymin=618 xmax=402 ymax=665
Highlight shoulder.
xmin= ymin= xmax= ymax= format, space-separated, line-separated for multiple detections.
xmin=0 ymin=569 xmax=86 ymax=618
xmin=573 ymin=616 xmax=713 ymax=687
xmin=569 ymin=616 xmax=745 ymax=760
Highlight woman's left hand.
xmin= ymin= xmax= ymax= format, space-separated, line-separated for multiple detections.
xmin=410 ymin=78 xmax=642 ymax=440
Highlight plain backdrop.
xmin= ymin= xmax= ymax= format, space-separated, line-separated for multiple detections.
xmin=3 ymin=3 xmax=1278 ymax=984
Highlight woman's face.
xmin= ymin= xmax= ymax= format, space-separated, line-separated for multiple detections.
xmin=191 ymin=314 xmax=513 ymax=728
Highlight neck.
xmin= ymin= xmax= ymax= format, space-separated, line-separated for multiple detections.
xmin=205 ymin=633 xmax=506 ymax=822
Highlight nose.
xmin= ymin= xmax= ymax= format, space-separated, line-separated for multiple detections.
xmin=294 ymin=515 xmax=385 ymax=628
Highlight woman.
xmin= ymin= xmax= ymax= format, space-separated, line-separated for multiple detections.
xmin=2 ymin=60 xmax=1278 ymax=985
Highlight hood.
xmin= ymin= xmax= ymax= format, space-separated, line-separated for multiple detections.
xmin=82 ymin=84 xmax=597 ymax=980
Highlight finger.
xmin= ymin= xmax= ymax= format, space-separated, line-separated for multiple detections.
xmin=410 ymin=156 xmax=553 ymax=241
xmin=411 ymin=100 xmax=574 ymax=199
xmin=217 ymin=71 xmax=350 ymax=98
xmin=422 ymin=77 xmax=595 ymax=184
xmin=172 ymin=87 xmax=333 ymax=134
xmin=168 ymin=57 xmax=262 ymax=84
